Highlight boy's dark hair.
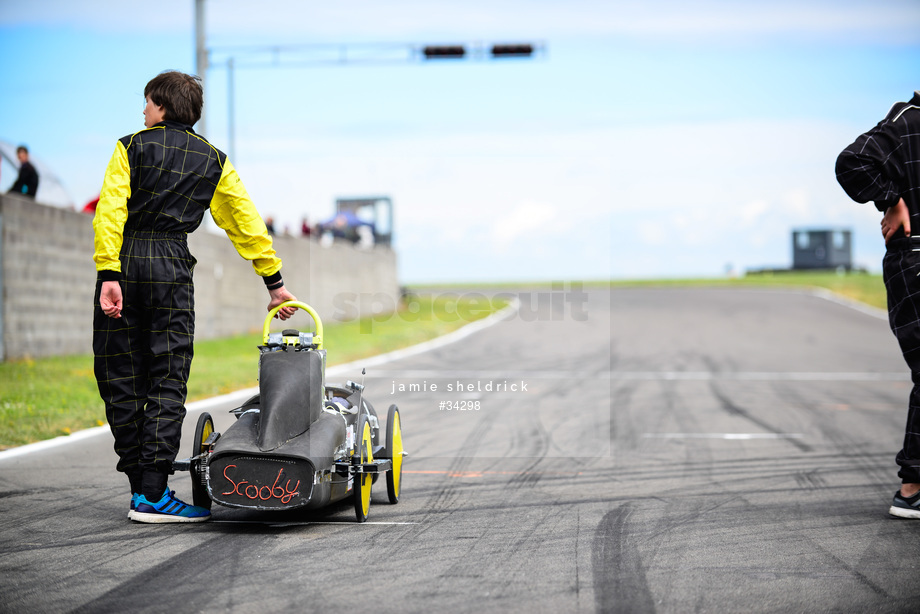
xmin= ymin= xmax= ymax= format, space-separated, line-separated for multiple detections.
xmin=16 ymin=145 xmax=28 ymax=155
xmin=144 ymin=71 xmax=204 ymax=127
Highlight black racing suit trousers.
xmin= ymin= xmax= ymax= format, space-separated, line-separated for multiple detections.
xmin=884 ymin=237 xmax=920 ymax=483
xmin=93 ymin=231 xmax=196 ymax=496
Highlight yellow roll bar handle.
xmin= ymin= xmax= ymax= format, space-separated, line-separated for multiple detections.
xmin=263 ymin=301 xmax=324 ymax=350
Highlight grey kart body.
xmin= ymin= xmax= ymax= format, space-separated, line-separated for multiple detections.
xmin=195 ymin=339 xmax=383 ymax=512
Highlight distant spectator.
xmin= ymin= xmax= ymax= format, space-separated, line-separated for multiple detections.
xmin=301 ymin=216 xmax=313 ymax=238
xmin=83 ymin=195 xmax=100 ymax=214
xmin=9 ymin=145 xmax=39 ymax=198
xmin=265 ymin=216 xmax=276 ymax=235
xmin=356 ymin=224 xmax=375 ymax=249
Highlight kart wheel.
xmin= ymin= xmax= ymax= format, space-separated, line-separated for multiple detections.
xmin=191 ymin=412 xmax=214 ymax=511
xmin=353 ymin=415 xmax=374 ymax=523
xmin=385 ymin=405 xmax=403 ymax=504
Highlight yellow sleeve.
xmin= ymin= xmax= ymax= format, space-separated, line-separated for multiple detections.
xmin=93 ymin=141 xmax=131 ymax=274
xmin=210 ymin=160 xmax=282 ymax=278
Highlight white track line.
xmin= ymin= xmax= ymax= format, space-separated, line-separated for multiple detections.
xmin=211 ymin=520 xmax=418 ymax=526
xmin=807 ymin=287 xmax=887 ymax=321
xmin=643 ymin=433 xmax=804 ymax=440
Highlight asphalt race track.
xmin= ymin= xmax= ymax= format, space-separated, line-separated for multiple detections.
xmin=3 ymin=286 xmax=920 ymax=613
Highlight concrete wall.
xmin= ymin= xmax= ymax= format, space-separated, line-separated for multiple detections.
xmin=0 ymin=194 xmax=399 ymax=361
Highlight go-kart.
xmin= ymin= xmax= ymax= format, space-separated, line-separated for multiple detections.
xmin=172 ymin=301 xmax=403 ymax=522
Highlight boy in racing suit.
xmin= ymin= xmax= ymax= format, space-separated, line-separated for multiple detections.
xmin=93 ymin=70 xmax=297 ymax=523
xmin=836 ymin=90 xmax=920 ymax=518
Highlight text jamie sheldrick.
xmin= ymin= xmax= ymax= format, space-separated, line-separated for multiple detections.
xmin=391 ymin=380 xmax=527 ymax=394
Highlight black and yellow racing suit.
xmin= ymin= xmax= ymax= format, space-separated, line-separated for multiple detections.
xmin=92 ymin=120 xmax=282 ymax=495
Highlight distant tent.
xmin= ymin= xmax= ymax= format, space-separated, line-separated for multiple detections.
xmin=317 ymin=211 xmax=375 ymax=242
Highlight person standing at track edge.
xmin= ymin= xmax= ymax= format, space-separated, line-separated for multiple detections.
xmin=8 ymin=145 xmax=39 ymax=198
xmin=92 ymin=70 xmax=298 ymax=523
xmin=836 ymin=90 xmax=920 ymax=519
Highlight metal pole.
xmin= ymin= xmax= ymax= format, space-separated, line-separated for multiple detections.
xmin=195 ymin=0 xmax=208 ymax=136
xmin=228 ymin=57 xmax=235 ymax=162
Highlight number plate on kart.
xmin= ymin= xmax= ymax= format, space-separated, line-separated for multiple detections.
xmin=208 ymin=454 xmax=315 ymax=509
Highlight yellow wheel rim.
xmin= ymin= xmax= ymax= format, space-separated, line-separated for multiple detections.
xmin=391 ymin=414 xmax=402 ymax=497
xmin=200 ymin=420 xmax=213 ymax=447
xmin=359 ymin=421 xmax=373 ymax=516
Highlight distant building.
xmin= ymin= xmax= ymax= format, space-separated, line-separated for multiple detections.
xmin=792 ymin=228 xmax=852 ymax=270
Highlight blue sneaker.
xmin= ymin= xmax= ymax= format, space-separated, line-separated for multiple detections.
xmin=128 ymin=493 xmax=139 ymax=518
xmin=129 ymin=489 xmax=210 ymax=523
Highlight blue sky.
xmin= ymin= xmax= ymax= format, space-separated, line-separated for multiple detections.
xmin=2 ymin=1 xmax=919 ymax=282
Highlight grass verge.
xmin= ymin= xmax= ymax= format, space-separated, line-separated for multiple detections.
xmin=611 ymin=270 xmax=887 ymax=310
xmin=0 ymin=294 xmax=507 ymax=450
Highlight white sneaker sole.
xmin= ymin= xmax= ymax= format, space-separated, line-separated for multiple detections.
xmin=128 ymin=509 xmax=210 ymax=523
xmin=889 ymin=505 xmax=920 ymax=519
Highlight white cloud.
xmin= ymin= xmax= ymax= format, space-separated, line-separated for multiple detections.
xmin=781 ymin=189 xmax=811 ymax=219
xmin=740 ymin=200 xmax=769 ymax=228
xmin=490 ymin=201 xmax=558 ymax=251
xmin=222 ymin=113 xmax=887 ymax=280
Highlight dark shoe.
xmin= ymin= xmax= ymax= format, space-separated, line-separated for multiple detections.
xmin=129 ymin=489 xmax=210 ymax=523
xmin=889 ymin=490 xmax=920 ymax=519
